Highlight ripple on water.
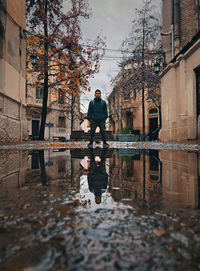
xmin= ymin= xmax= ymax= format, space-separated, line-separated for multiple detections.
xmin=1 ymin=244 xmax=58 ymax=271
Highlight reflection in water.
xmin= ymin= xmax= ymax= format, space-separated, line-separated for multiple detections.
xmin=87 ymin=149 xmax=108 ymax=204
xmin=0 ymin=148 xmax=199 ymax=210
xmin=0 ymin=148 xmax=200 ymax=270
xmin=108 ymin=149 xmax=199 ymax=210
xmin=160 ymin=151 xmax=199 ymax=209
xmin=39 ymin=150 xmax=47 ymax=186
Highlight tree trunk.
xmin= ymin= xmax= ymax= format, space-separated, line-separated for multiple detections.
xmin=71 ymin=94 xmax=75 ymax=133
xmin=39 ymin=0 xmax=48 ymax=140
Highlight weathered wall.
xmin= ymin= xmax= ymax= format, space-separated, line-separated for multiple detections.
xmin=160 ymin=39 xmax=200 ymax=141
xmin=0 ymin=0 xmax=27 ymax=142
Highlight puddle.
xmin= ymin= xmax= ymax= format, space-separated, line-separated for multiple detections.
xmin=0 ymin=148 xmax=200 ymax=270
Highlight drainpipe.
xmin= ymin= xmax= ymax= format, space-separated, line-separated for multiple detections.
xmin=171 ymin=0 xmax=175 ymax=59
xmin=19 ymin=27 xmax=23 ymax=141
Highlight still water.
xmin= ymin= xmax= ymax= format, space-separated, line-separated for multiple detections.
xmin=0 ymin=148 xmax=200 ymax=270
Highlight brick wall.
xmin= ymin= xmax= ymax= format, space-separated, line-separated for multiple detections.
xmin=162 ymin=0 xmax=199 ymax=63
xmin=180 ymin=0 xmax=198 ymax=47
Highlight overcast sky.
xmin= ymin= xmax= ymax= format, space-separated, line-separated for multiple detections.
xmin=78 ymin=0 xmax=161 ymax=112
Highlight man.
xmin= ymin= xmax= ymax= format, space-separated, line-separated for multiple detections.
xmin=87 ymin=89 xmax=109 ymax=148
xmin=87 ymin=148 xmax=108 ymax=204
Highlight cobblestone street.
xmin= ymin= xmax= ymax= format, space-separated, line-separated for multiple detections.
xmin=0 ymin=140 xmax=200 ymax=151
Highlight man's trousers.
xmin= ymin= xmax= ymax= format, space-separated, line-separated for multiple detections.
xmin=89 ymin=119 xmax=106 ymax=143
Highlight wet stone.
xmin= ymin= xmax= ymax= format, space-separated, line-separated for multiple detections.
xmin=1 ymin=245 xmax=57 ymax=271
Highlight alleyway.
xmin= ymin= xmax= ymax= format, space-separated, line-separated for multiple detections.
xmin=0 ymin=143 xmax=200 ymax=270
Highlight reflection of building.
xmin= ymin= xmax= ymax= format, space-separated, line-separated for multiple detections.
xmin=25 ymin=150 xmax=82 ymax=191
xmin=160 ymin=0 xmax=200 ymax=141
xmin=108 ymin=149 xmax=200 ymax=209
xmin=160 ymin=150 xmax=200 ymax=209
xmin=0 ymin=150 xmax=28 ymax=191
xmin=108 ymin=150 xmax=162 ymax=203
xmin=108 ymin=60 xmax=160 ymax=140
xmin=0 ymin=0 xmax=28 ymax=142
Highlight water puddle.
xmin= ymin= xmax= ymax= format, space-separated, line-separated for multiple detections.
xmin=0 ymin=148 xmax=200 ymax=270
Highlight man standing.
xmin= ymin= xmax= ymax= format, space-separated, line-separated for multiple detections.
xmin=87 ymin=89 xmax=109 ymax=148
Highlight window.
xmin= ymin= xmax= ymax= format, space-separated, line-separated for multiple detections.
xmin=58 ymin=89 xmax=65 ymax=104
xmin=196 ymin=67 xmax=200 ymax=116
xmin=31 ymin=152 xmax=39 ymax=169
xmin=36 ymin=84 xmax=44 ymax=99
xmin=57 ymin=160 xmax=65 ymax=173
xmin=0 ymin=22 xmax=4 ymax=58
xmin=133 ymin=89 xmax=136 ymax=99
xmin=149 ymin=108 xmax=158 ymax=115
xmin=58 ymin=116 xmax=65 ymax=128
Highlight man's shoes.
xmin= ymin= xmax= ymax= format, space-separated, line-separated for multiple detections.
xmin=88 ymin=142 xmax=93 ymax=148
xmin=103 ymin=142 xmax=109 ymax=148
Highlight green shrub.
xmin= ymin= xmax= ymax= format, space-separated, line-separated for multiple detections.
xmin=122 ymin=127 xmax=131 ymax=134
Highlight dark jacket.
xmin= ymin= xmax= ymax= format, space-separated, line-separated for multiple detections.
xmin=88 ymin=170 xmax=108 ymax=197
xmin=88 ymin=150 xmax=108 ymax=197
xmin=87 ymin=98 xmax=108 ymax=121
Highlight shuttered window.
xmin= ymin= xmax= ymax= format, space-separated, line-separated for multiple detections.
xmin=196 ymin=68 xmax=200 ymax=116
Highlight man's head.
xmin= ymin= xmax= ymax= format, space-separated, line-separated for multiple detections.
xmin=95 ymin=89 xmax=101 ymax=99
xmin=95 ymin=195 xmax=102 ymax=204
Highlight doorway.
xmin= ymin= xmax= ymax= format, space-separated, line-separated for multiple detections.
xmin=32 ymin=120 xmax=39 ymax=139
xmin=149 ymin=117 xmax=158 ymax=140
xmin=126 ymin=112 xmax=133 ymax=130
xmin=149 ymin=108 xmax=159 ymax=141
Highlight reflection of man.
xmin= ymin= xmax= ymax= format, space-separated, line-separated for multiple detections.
xmin=87 ymin=149 xmax=108 ymax=204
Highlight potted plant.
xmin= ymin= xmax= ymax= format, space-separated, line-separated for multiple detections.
xmin=118 ymin=127 xmax=135 ymax=142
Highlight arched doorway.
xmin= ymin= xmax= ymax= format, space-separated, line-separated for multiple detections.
xmin=149 ymin=108 xmax=159 ymax=141
xmin=126 ymin=111 xmax=133 ymax=131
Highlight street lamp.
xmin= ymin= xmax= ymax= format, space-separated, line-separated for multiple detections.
xmin=46 ymin=122 xmax=53 ymax=139
xmin=154 ymin=61 xmax=160 ymax=74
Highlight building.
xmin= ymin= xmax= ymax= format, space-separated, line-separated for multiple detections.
xmin=26 ymin=85 xmax=80 ymax=140
xmin=108 ymin=60 xmax=161 ymax=140
xmin=0 ymin=0 xmax=27 ymax=142
xmin=160 ymin=0 xmax=200 ymax=141
xmin=25 ymin=39 xmax=81 ymax=141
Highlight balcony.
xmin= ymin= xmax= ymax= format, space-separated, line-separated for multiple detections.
xmin=122 ymin=99 xmax=139 ymax=110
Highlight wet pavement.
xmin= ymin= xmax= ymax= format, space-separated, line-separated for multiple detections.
xmin=0 ymin=147 xmax=200 ymax=270
xmin=0 ymin=140 xmax=200 ymax=151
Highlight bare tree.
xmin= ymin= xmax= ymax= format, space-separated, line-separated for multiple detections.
xmin=120 ymin=0 xmax=164 ymax=137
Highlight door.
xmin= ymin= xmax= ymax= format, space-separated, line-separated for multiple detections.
xmin=32 ymin=120 xmax=39 ymax=139
xmin=126 ymin=112 xmax=133 ymax=130
xmin=149 ymin=117 xmax=158 ymax=141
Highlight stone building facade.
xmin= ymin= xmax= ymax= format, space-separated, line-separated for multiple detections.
xmin=160 ymin=0 xmax=200 ymax=141
xmin=0 ymin=0 xmax=27 ymax=142
xmin=108 ymin=61 xmax=161 ymax=140
xmin=26 ymin=85 xmax=80 ymax=140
